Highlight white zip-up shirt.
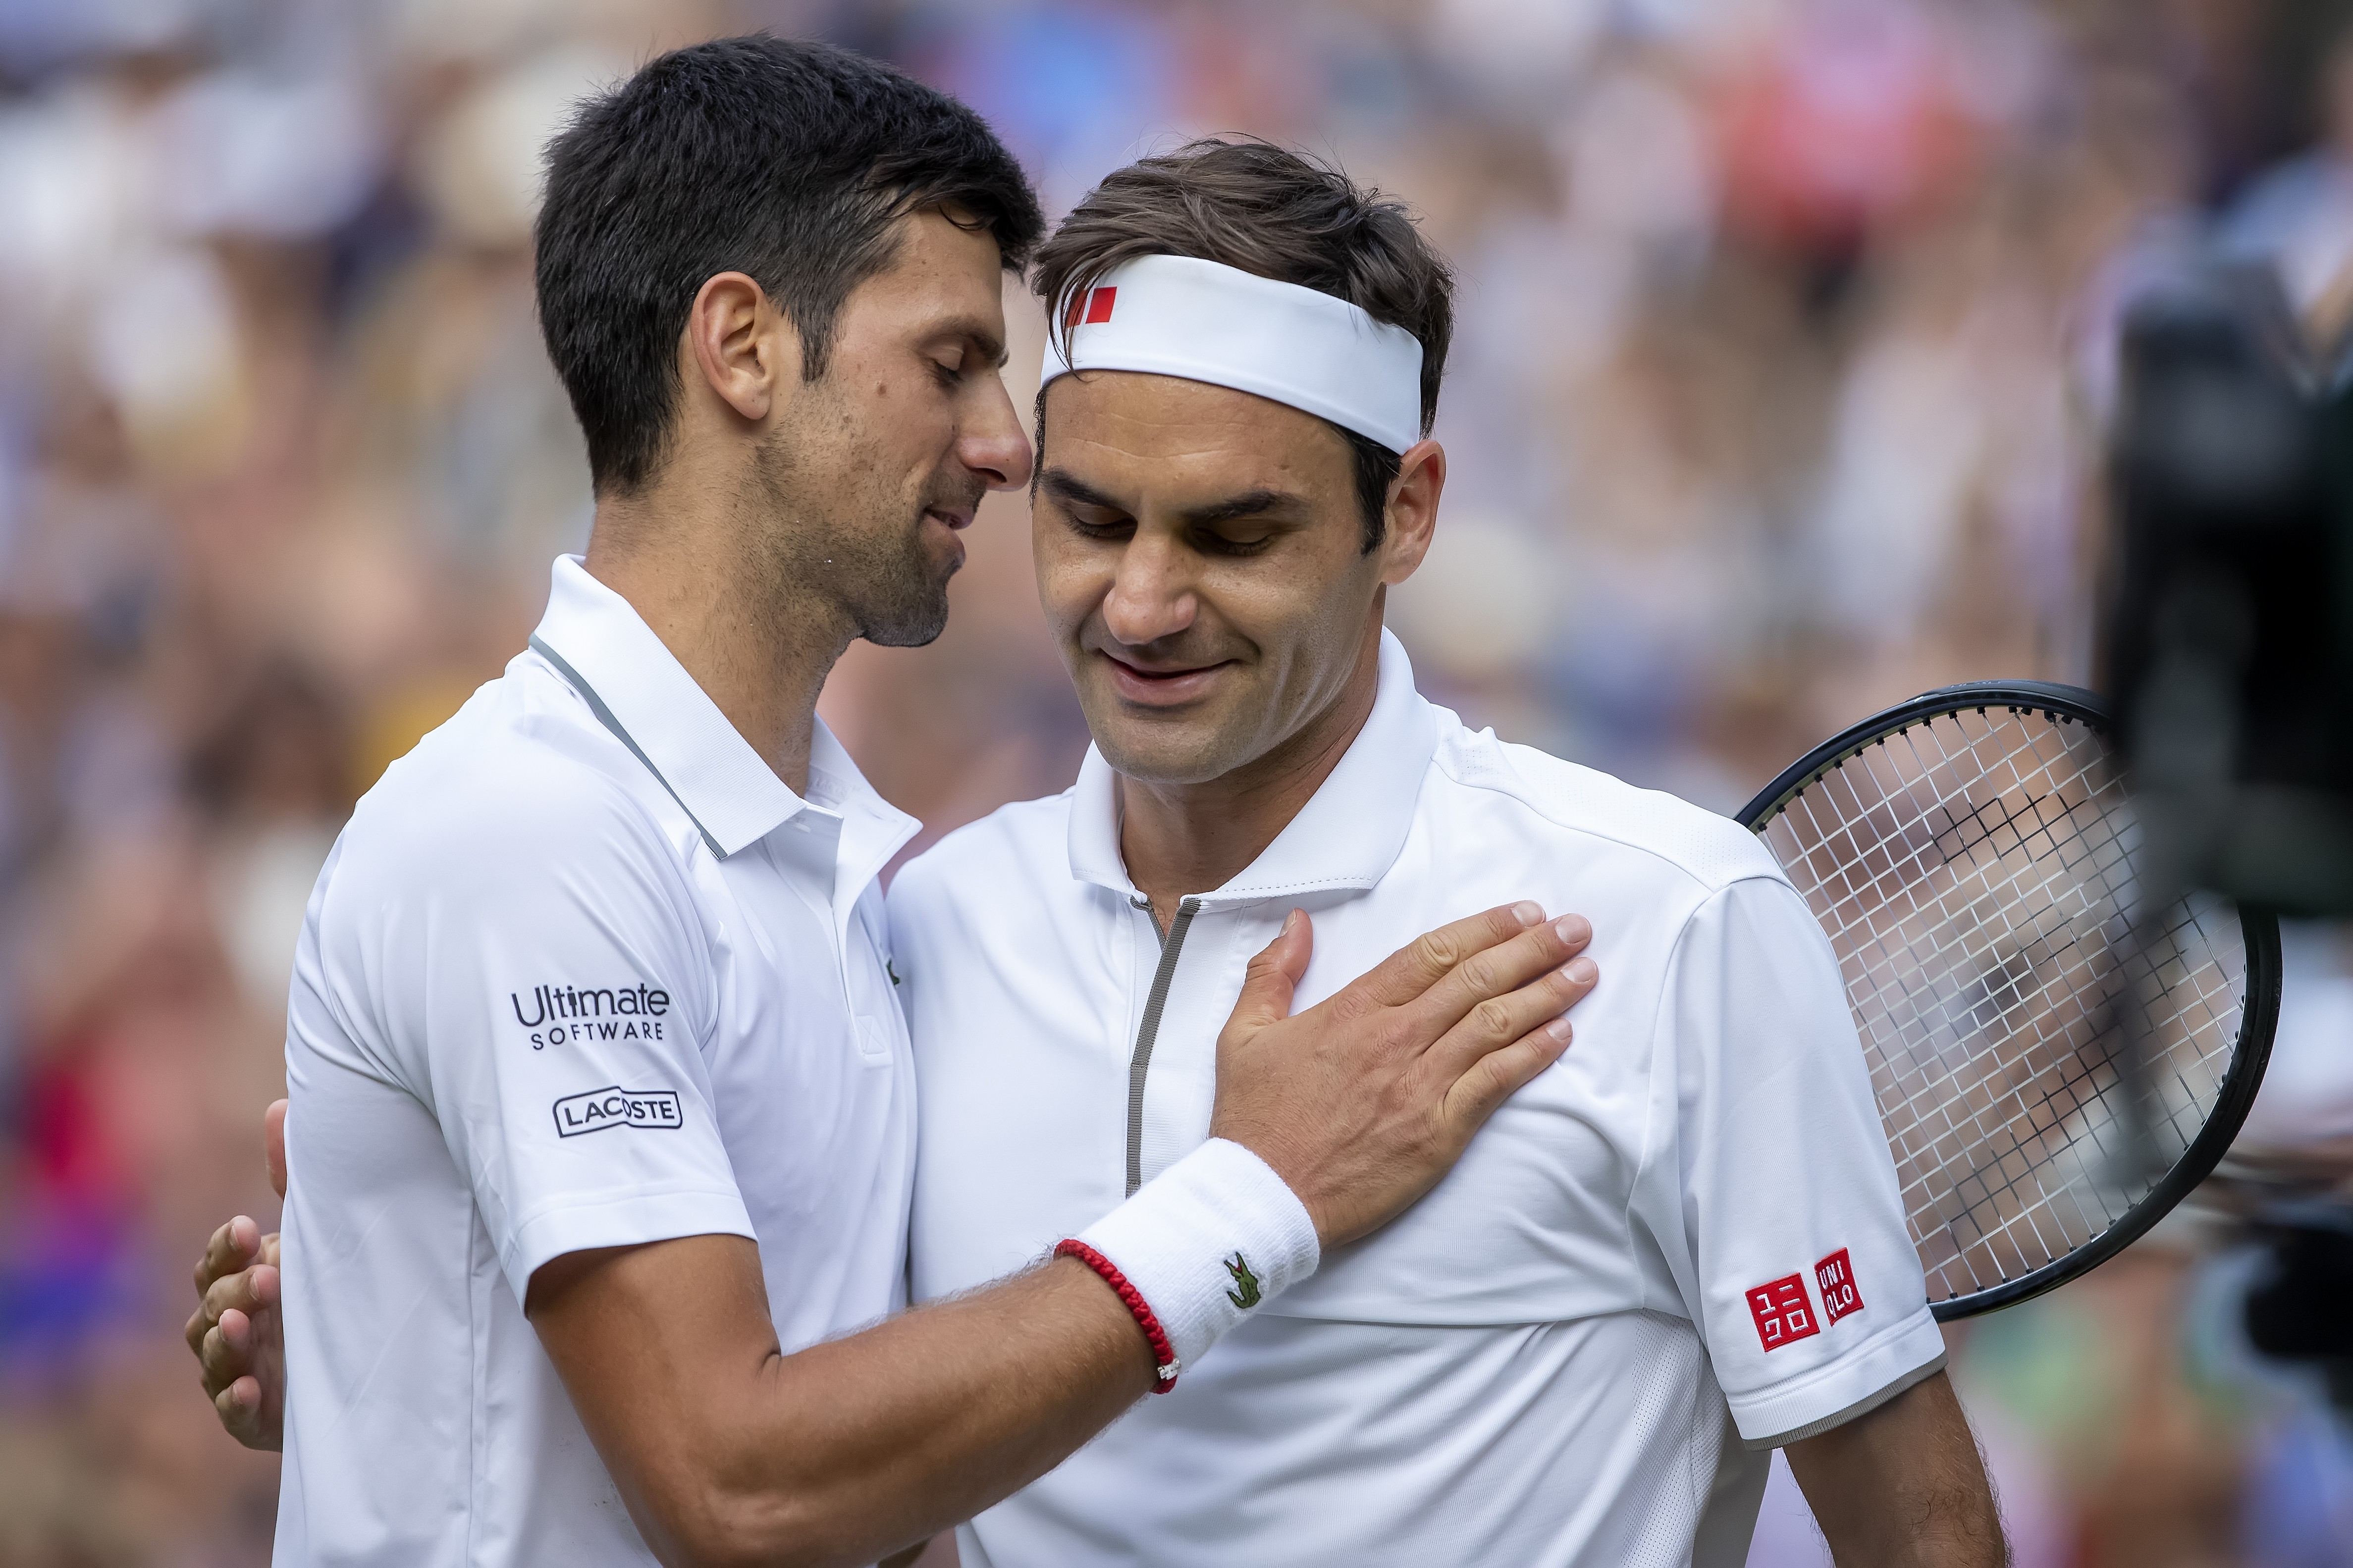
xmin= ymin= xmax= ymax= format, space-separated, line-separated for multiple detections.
xmin=274 ymin=557 xmax=920 ymax=1565
xmin=893 ymin=630 xmax=1944 ymax=1568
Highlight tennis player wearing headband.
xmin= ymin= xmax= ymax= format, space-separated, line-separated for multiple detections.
xmin=178 ymin=43 xmax=1605 ymax=1568
xmin=180 ymin=102 xmax=1993 ymax=1566
xmin=885 ymin=141 xmax=2005 ymax=1566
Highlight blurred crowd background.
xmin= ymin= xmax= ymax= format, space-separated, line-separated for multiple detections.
xmin=0 ymin=0 xmax=2349 ymax=1562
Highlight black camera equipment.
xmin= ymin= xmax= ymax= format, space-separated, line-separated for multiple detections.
xmin=2108 ymin=268 xmax=2353 ymax=917
xmin=2109 ymin=267 xmax=2353 ymax=1402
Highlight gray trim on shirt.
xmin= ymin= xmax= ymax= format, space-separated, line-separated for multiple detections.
xmin=1742 ymin=1349 xmax=1948 ymax=1451
xmin=529 ymin=633 xmax=727 ymax=859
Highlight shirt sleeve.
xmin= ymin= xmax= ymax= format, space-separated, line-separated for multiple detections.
xmin=348 ymin=767 xmax=754 ymax=1306
xmin=1653 ymin=875 xmax=1946 ymax=1447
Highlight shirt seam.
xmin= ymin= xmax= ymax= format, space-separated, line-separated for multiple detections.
xmin=1430 ymin=743 xmax=1783 ymax=896
xmin=1630 ymin=879 xmax=1774 ymax=1318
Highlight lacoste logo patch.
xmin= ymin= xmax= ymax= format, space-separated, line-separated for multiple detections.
xmin=1223 ymin=1252 xmax=1262 ymax=1310
xmin=553 ymin=1087 xmax=684 ymax=1138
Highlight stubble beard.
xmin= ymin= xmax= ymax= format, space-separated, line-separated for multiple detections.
xmin=743 ymin=427 xmax=963 ymax=651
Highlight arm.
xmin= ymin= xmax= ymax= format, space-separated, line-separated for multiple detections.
xmin=532 ymin=903 xmax=1596 ymax=1568
xmin=190 ymin=901 xmax=1600 ymax=1560
xmin=1784 ymin=1371 xmax=2006 ymax=1568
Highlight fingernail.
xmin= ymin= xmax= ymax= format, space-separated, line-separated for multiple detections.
xmin=1511 ymin=901 xmax=1544 ymax=926
xmin=1564 ymin=956 xmax=1598 ymax=985
xmin=1553 ymin=915 xmax=1590 ymax=945
xmin=1544 ymin=1018 xmax=1573 ymax=1044
xmin=1283 ymin=909 xmax=1301 ymax=935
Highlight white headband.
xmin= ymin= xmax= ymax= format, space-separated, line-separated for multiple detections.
xmin=1040 ymin=253 xmax=1425 ymax=454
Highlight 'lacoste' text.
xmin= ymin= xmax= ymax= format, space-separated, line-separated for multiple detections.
xmin=552 ymin=1086 xmax=684 ymax=1137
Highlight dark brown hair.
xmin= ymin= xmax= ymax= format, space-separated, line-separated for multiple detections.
xmin=538 ymin=36 xmax=1042 ymax=495
xmin=1031 ymin=139 xmax=1453 ymax=551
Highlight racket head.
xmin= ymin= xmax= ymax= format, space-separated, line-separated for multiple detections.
xmin=1738 ymin=680 xmax=2281 ymax=1320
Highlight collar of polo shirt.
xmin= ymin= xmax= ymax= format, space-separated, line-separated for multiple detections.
xmin=1066 ymin=629 xmax=1440 ymax=905
xmin=530 ymin=556 xmax=915 ymax=864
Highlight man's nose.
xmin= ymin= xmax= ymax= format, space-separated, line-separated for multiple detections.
xmin=1102 ymin=534 xmax=1197 ymax=647
xmin=961 ymin=374 xmax=1033 ymax=491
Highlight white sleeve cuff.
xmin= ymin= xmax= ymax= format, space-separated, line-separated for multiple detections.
xmin=1076 ymin=1138 xmax=1320 ymax=1375
xmin=1729 ymin=1306 xmax=1949 ymax=1448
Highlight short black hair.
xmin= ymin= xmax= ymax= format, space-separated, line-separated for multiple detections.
xmin=537 ymin=35 xmax=1044 ymax=494
xmin=1032 ymin=139 xmax=1453 ymax=551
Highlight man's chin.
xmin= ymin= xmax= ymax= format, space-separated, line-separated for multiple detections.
xmin=862 ymin=600 xmax=951 ymax=648
xmin=857 ymin=557 xmax=957 ymax=648
xmin=1083 ymin=702 xmax=1247 ymax=787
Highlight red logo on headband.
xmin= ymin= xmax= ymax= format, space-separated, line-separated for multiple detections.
xmin=1064 ymin=286 xmax=1117 ymax=329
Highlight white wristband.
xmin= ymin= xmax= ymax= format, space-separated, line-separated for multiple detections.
xmin=1075 ymin=1138 xmax=1320 ymax=1377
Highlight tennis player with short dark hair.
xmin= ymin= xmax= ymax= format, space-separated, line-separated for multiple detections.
xmin=187 ymin=38 xmax=1602 ymax=1568
xmin=883 ymin=140 xmax=2005 ymax=1566
xmin=188 ymin=59 xmax=2000 ymax=1568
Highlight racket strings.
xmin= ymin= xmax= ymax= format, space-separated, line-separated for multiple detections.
xmin=1760 ymin=706 xmax=2247 ymax=1306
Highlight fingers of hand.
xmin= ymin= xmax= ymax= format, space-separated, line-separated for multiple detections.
xmin=1229 ymin=911 xmax=1310 ymax=1035
xmin=265 ymin=1098 xmax=288 ymax=1199
xmin=194 ymin=1264 xmax=272 ymax=1360
xmin=1357 ymin=902 xmax=1546 ymax=1008
xmin=214 ymin=1375 xmax=260 ymax=1433
xmin=200 ymin=1313 xmax=257 ymax=1396
xmin=193 ymin=1217 xmax=258 ymax=1298
xmin=1426 ymin=949 xmax=1596 ymax=1080
xmin=1406 ymin=915 xmax=1593 ymax=1043
xmin=1442 ymin=1022 xmax=1580 ymax=1136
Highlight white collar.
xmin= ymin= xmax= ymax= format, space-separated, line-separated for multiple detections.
xmin=1068 ymin=628 xmax=1440 ymax=904
xmin=528 ymin=555 xmax=915 ymax=862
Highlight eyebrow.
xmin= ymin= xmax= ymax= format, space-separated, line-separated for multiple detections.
xmin=1039 ymin=468 xmax=1309 ymax=526
xmin=1179 ymin=488 xmax=1306 ymax=528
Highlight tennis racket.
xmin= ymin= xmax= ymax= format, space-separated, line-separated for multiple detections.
xmin=1738 ymin=680 xmax=2281 ymax=1319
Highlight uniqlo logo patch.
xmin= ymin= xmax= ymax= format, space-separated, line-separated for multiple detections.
xmin=1065 ymin=285 xmax=1118 ymax=328
xmin=1746 ymin=1273 xmax=1819 ymax=1351
xmin=1815 ymin=1248 xmax=1864 ymax=1326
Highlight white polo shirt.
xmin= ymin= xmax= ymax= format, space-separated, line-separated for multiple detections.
xmin=273 ymin=556 xmax=921 ymax=1565
xmin=895 ymin=630 xmax=1946 ymax=1568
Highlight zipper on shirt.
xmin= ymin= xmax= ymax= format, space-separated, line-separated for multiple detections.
xmin=1126 ymin=894 xmax=1202 ymax=1197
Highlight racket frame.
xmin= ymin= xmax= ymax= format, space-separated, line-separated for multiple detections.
xmin=1736 ymin=679 xmax=2283 ymax=1319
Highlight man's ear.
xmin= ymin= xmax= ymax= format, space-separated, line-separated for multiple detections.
xmin=685 ymin=271 xmax=800 ymax=425
xmin=1376 ymin=439 xmax=1445 ymax=586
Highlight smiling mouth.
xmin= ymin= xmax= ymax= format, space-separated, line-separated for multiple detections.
xmin=1100 ymin=652 xmax=1231 ymax=706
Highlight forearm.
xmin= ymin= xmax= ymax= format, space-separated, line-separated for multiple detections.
xmin=1785 ymin=1372 xmax=2006 ymax=1568
xmin=708 ymin=1257 xmax=1150 ymax=1567
xmin=535 ymin=1236 xmax=1149 ymax=1568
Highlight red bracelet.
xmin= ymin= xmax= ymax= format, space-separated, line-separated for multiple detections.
xmin=1056 ymin=1238 xmax=1178 ymax=1393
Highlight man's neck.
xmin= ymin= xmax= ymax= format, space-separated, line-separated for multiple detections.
xmin=581 ymin=482 xmax=850 ymax=797
xmin=1118 ymin=619 xmax=1385 ymax=928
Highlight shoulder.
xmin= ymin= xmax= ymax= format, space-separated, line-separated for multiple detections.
xmin=890 ymin=789 xmax=1076 ymax=916
xmin=1425 ymin=718 xmax=1785 ymax=897
xmin=329 ymin=667 xmax=687 ymax=912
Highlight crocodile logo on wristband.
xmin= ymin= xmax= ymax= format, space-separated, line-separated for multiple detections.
xmin=1223 ymin=1251 xmax=1262 ymax=1310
